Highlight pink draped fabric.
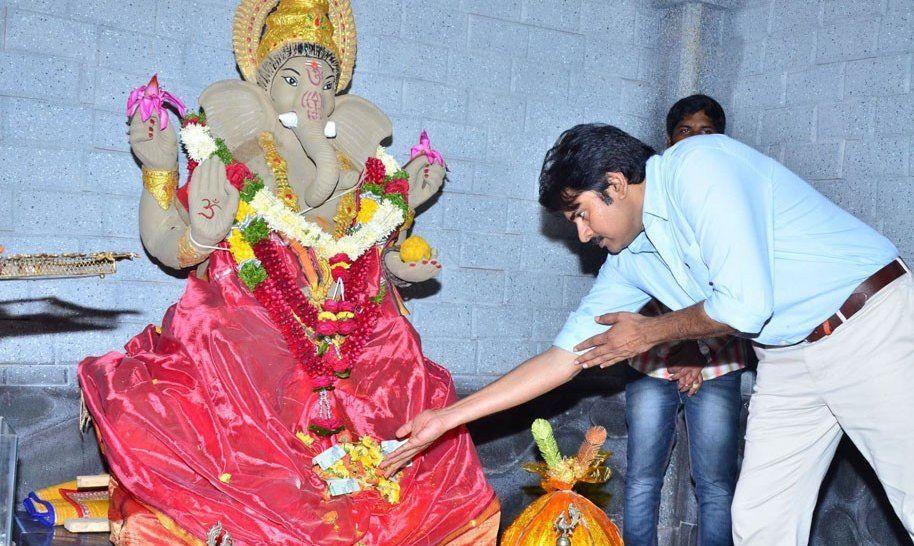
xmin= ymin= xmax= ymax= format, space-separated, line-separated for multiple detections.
xmin=78 ymin=247 xmax=495 ymax=545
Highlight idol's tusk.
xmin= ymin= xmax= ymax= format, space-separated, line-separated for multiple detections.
xmin=277 ymin=111 xmax=299 ymax=128
xmin=324 ymin=120 xmax=337 ymax=138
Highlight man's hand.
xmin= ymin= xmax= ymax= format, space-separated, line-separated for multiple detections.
xmin=574 ymin=312 xmax=658 ymax=369
xmin=669 ymin=366 xmax=703 ymax=396
xmin=379 ymin=409 xmax=450 ymax=477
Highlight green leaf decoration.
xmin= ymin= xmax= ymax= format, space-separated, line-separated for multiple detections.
xmin=390 ymin=169 xmax=410 ymax=181
xmin=382 ymin=193 xmax=409 ymax=217
xmin=214 ymin=138 xmax=233 ymax=164
xmin=240 ymin=176 xmax=265 ymax=203
xmin=308 ymin=423 xmax=345 ymax=437
xmin=241 ymin=217 xmax=270 ymax=245
xmin=531 ymin=418 xmax=563 ymax=469
xmin=362 ymin=183 xmax=385 ymax=198
xmin=181 ymin=109 xmax=206 ymax=126
xmin=238 ymin=261 xmax=267 ymax=290
xmin=370 ymin=283 xmax=387 ymax=304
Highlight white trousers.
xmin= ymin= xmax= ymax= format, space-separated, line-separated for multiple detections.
xmin=733 ymin=273 xmax=914 ymax=545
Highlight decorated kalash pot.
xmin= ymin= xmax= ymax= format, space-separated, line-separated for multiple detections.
xmin=501 ymin=420 xmax=624 ymax=546
xmin=77 ymin=0 xmax=499 ymax=544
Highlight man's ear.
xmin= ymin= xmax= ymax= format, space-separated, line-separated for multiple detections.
xmin=604 ymin=172 xmax=629 ymax=202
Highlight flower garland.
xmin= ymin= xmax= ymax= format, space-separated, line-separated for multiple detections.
xmin=315 ymin=436 xmax=401 ymax=504
xmin=179 ymin=110 xmax=409 ymax=438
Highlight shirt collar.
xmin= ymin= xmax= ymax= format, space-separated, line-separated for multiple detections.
xmin=641 ymin=155 xmax=669 ymax=222
xmin=626 ymin=231 xmax=655 ymax=253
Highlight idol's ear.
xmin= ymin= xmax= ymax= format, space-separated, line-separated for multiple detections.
xmin=330 ymin=94 xmax=393 ymax=170
xmin=199 ymin=80 xmax=278 ymax=152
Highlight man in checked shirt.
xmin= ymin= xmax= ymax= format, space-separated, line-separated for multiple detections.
xmin=624 ymin=95 xmax=748 ymax=546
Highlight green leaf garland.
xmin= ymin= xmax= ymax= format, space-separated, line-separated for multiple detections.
xmin=238 ymin=260 xmax=267 ymax=290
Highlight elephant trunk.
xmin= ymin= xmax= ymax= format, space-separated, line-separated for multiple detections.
xmin=291 ymin=119 xmax=339 ymax=208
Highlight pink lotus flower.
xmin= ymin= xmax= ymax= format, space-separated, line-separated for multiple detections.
xmin=126 ymin=74 xmax=186 ymax=130
xmin=409 ymin=130 xmax=445 ymax=167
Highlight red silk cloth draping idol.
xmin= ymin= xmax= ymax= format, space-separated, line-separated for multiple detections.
xmin=78 ymin=246 xmax=496 ymax=545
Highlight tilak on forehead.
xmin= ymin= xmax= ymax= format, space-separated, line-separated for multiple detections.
xmin=306 ymin=60 xmax=324 ymax=85
xmin=233 ymin=0 xmax=356 ymax=91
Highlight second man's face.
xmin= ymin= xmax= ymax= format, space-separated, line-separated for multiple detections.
xmin=670 ymin=110 xmax=718 ymax=144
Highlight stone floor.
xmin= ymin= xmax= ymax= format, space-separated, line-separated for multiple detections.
xmin=2 ymin=368 xmax=912 ymax=545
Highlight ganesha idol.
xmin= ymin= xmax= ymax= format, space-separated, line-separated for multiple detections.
xmin=77 ymin=0 xmax=499 ymax=544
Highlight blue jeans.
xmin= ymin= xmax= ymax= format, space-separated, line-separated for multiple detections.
xmin=624 ymin=368 xmax=742 ymax=546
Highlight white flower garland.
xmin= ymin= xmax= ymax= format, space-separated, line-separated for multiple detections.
xmin=249 ymin=188 xmax=404 ymax=261
xmin=179 ymin=123 xmax=217 ymax=162
xmin=181 ymin=121 xmax=404 ymax=261
xmin=376 ymin=146 xmax=401 ymax=175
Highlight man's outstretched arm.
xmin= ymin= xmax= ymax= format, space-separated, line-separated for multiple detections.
xmin=573 ymin=302 xmax=737 ymax=369
xmin=379 ymin=346 xmax=580 ymax=475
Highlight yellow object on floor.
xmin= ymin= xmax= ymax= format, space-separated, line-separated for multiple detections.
xmin=23 ymin=479 xmax=110 ymax=527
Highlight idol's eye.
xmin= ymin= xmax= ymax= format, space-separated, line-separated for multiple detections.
xmin=323 ymin=80 xmax=334 ymax=91
xmin=283 ymin=76 xmax=298 ymax=87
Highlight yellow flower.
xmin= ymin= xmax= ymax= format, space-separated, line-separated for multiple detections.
xmin=328 ymin=461 xmax=349 ymax=478
xmin=356 ymin=198 xmax=379 ymax=224
xmin=399 ymin=235 xmax=432 ymax=262
xmin=235 ymin=200 xmax=253 ymax=222
xmin=318 ymin=311 xmax=338 ymax=321
xmin=219 ymin=473 xmax=232 ymax=484
xmin=296 ymin=431 xmax=314 ymax=447
xmin=377 ymin=478 xmax=400 ymax=504
xmin=227 ymin=229 xmax=255 ymax=264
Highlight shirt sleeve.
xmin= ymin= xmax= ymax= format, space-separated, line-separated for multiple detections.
xmin=671 ymin=146 xmax=775 ymax=335
xmin=553 ymin=261 xmax=652 ymax=354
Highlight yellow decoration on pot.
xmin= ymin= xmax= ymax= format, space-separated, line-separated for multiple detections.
xmin=399 ymin=235 xmax=431 ymax=263
xmin=501 ymin=423 xmax=623 ymax=546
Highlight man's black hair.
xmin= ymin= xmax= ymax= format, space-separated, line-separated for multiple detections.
xmin=538 ymin=124 xmax=656 ymax=212
xmin=665 ymin=94 xmax=726 ymax=139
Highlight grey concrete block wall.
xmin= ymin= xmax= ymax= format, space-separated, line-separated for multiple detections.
xmin=708 ymin=0 xmax=914 ymax=260
xmin=0 ymin=0 xmax=668 ymax=387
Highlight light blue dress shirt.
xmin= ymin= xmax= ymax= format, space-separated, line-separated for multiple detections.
xmin=553 ymin=134 xmax=899 ymax=350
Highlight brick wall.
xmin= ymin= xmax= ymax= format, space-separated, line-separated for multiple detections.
xmin=709 ymin=0 xmax=914 ymax=262
xmin=0 ymin=0 xmax=667 ymax=386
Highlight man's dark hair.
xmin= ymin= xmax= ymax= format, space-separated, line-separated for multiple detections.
xmin=538 ymin=124 xmax=656 ymax=212
xmin=665 ymin=94 xmax=726 ymax=138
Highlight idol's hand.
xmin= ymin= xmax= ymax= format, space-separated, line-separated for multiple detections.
xmin=379 ymin=409 xmax=450 ymax=477
xmin=129 ymin=113 xmax=178 ymax=171
xmin=574 ymin=311 xmax=657 ymax=369
xmin=189 ymin=157 xmax=239 ymax=247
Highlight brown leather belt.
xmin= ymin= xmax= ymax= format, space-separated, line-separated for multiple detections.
xmin=805 ymin=259 xmax=908 ymax=343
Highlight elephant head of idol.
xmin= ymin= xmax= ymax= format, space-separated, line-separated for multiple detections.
xmin=199 ymin=0 xmax=392 ymax=209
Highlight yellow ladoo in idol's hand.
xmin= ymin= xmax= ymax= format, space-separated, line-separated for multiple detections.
xmin=399 ymin=235 xmax=432 ymax=263
xmin=501 ymin=419 xmax=624 ymax=546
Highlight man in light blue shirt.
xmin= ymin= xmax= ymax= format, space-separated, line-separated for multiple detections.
xmin=383 ymin=125 xmax=914 ymax=545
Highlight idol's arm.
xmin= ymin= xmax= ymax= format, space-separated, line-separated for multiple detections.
xmin=379 ymin=346 xmax=579 ymax=474
xmin=573 ymin=302 xmax=737 ymax=369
